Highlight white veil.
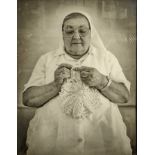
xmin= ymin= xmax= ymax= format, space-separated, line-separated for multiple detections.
xmin=55 ymin=10 xmax=109 ymax=58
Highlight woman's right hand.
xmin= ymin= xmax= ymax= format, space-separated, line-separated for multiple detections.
xmin=54 ymin=63 xmax=72 ymax=89
xmin=23 ymin=63 xmax=72 ymax=107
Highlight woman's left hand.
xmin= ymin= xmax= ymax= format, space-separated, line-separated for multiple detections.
xmin=74 ymin=66 xmax=108 ymax=89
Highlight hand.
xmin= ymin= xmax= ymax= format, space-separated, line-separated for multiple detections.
xmin=74 ymin=66 xmax=108 ymax=89
xmin=54 ymin=63 xmax=72 ymax=89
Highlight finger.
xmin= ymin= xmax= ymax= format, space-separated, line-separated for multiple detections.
xmin=73 ymin=66 xmax=91 ymax=71
xmin=57 ymin=67 xmax=70 ymax=76
xmin=80 ymin=66 xmax=92 ymax=71
xmin=58 ymin=63 xmax=72 ymax=70
xmin=81 ymin=75 xmax=92 ymax=82
xmin=57 ymin=66 xmax=70 ymax=73
xmin=81 ymin=78 xmax=90 ymax=85
xmin=63 ymin=68 xmax=71 ymax=78
xmin=73 ymin=67 xmax=80 ymax=71
xmin=55 ymin=67 xmax=65 ymax=75
xmin=63 ymin=73 xmax=71 ymax=79
xmin=80 ymin=71 xmax=90 ymax=78
xmin=57 ymin=68 xmax=70 ymax=77
xmin=55 ymin=72 xmax=70 ymax=84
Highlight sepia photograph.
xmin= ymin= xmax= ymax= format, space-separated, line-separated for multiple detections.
xmin=17 ymin=0 xmax=136 ymax=155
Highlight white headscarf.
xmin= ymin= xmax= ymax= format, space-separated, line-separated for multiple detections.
xmin=55 ymin=10 xmax=109 ymax=58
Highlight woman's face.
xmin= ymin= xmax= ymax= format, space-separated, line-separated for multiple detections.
xmin=62 ymin=17 xmax=91 ymax=59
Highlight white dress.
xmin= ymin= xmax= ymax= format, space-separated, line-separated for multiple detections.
xmin=25 ymin=47 xmax=132 ymax=155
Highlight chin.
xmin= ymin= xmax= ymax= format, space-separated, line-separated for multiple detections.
xmin=65 ymin=46 xmax=89 ymax=58
xmin=71 ymin=50 xmax=85 ymax=56
xmin=71 ymin=47 xmax=85 ymax=53
xmin=71 ymin=45 xmax=83 ymax=51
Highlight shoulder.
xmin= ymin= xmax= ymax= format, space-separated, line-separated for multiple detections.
xmin=105 ymin=50 xmax=119 ymax=64
xmin=91 ymin=45 xmax=118 ymax=65
xmin=40 ymin=49 xmax=58 ymax=59
xmin=38 ymin=49 xmax=59 ymax=63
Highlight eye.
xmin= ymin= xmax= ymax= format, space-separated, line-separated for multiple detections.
xmin=79 ymin=28 xmax=89 ymax=35
xmin=79 ymin=29 xmax=87 ymax=33
xmin=65 ymin=29 xmax=74 ymax=35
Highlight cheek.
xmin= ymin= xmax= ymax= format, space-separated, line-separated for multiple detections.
xmin=63 ymin=38 xmax=71 ymax=47
xmin=84 ymin=35 xmax=91 ymax=45
xmin=83 ymin=39 xmax=90 ymax=47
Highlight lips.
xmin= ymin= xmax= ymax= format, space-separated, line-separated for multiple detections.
xmin=72 ymin=42 xmax=82 ymax=44
xmin=71 ymin=42 xmax=82 ymax=44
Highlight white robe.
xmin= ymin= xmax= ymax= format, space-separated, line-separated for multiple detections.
xmin=25 ymin=46 xmax=132 ymax=155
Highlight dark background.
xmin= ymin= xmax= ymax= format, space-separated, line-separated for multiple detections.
xmin=17 ymin=0 xmax=136 ymax=154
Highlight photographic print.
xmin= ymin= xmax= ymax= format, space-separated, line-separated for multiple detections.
xmin=17 ymin=0 xmax=136 ymax=155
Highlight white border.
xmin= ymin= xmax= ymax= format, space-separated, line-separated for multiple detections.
xmin=0 ymin=0 xmax=17 ymax=154
xmin=1 ymin=0 xmax=155 ymax=154
xmin=137 ymin=0 xmax=155 ymax=154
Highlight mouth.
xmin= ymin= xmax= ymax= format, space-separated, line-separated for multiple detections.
xmin=72 ymin=43 xmax=82 ymax=44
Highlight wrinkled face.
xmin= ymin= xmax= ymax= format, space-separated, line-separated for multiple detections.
xmin=62 ymin=17 xmax=91 ymax=59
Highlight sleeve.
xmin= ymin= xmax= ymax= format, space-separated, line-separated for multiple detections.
xmin=23 ymin=55 xmax=46 ymax=92
xmin=108 ymin=53 xmax=130 ymax=92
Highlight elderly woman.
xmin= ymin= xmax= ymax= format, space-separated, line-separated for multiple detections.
xmin=23 ymin=12 xmax=132 ymax=155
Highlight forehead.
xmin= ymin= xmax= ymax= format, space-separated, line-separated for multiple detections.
xmin=63 ymin=17 xmax=89 ymax=28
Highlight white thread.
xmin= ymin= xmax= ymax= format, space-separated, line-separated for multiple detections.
xmin=59 ymin=70 xmax=102 ymax=119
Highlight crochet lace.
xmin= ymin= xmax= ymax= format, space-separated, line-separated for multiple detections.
xmin=59 ymin=69 xmax=102 ymax=119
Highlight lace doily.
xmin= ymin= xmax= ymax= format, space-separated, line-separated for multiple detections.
xmin=59 ymin=69 xmax=102 ymax=119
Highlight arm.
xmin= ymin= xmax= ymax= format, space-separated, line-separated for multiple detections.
xmin=23 ymin=81 xmax=60 ymax=107
xmin=96 ymin=76 xmax=129 ymax=103
xmin=23 ymin=63 xmax=72 ymax=107
xmin=75 ymin=66 xmax=129 ymax=104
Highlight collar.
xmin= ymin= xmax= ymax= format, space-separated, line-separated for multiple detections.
xmin=54 ymin=45 xmax=95 ymax=57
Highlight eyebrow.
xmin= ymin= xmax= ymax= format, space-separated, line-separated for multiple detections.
xmin=64 ymin=25 xmax=89 ymax=29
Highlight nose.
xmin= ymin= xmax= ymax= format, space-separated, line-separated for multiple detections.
xmin=72 ymin=30 xmax=80 ymax=39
